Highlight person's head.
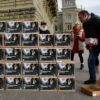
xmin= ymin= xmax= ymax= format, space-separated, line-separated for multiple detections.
xmin=73 ymin=24 xmax=82 ymax=34
xmin=40 ymin=22 xmax=47 ymax=29
xmin=78 ymin=10 xmax=90 ymax=23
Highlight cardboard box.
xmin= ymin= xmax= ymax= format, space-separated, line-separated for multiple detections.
xmin=39 ymin=48 xmax=56 ymax=61
xmin=0 ymin=35 xmax=2 ymax=46
xmin=0 ymin=22 xmax=6 ymax=32
xmin=23 ymin=21 xmax=38 ymax=33
xmin=22 ymin=48 xmax=38 ymax=61
xmin=22 ymin=77 xmax=39 ymax=90
xmin=56 ymin=48 xmax=71 ymax=60
xmin=5 ymin=63 xmax=21 ymax=75
xmin=80 ymin=85 xmax=100 ymax=96
xmin=39 ymin=77 xmax=57 ymax=90
xmin=22 ymin=62 xmax=39 ymax=75
xmin=39 ymin=63 xmax=57 ymax=76
xmin=7 ymin=21 xmax=22 ymax=33
xmin=5 ymin=77 xmax=22 ymax=89
xmin=58 ymin=77 xmax=75 ymax=90
xmin=5 ymin=48 xmax=21 ymax=61
xmin=22 ymin=33 xmax=38 ymax=46
xmin=57 ymin=62 xmax=74 ymax=76
xmin=0 ymin=49 xmax=4 ymax=60
xmin=39 ymin=34 xmax=54 ymax=46
xmin=4 ymin=33 xmax=20 ymax=46
xmin=55 ymin=34 xmax=70 ymax=46
xmin=0 ymin=78 xmax=4 ymax=89
xmin=0 ymin=64 xmax=4 ymax=75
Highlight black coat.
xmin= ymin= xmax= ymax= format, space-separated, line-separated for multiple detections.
xmin=83 ymin=13 xmax=100 ymax=50
xmin=39 ymin=28 xmax=50 ymax=34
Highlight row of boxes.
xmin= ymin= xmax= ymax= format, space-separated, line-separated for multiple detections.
xmin=0 ymin=77 xmax=75 ymax=90
xmin=0 ymin=62 xmax=74 ymax=76
xmin=0 ymin=21 xmax=75 ymax=91
xmin=0 ymin=48 xmax=71 ymax=61
xmin=0 ymin=34 xmax=70 ymax=46
xmin=0 ymin=21 xmax=38 ymax=33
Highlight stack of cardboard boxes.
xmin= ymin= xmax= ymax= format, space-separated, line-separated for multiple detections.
xmin=0 ymin=21 xmax=75 ymax=91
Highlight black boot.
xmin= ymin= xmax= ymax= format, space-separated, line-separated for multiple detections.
xmin=84 ymin=80 xmax=96 ymax=85
xmin=80 ymin=63 xmax=84 ymax=70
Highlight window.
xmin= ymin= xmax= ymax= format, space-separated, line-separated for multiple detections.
xmin=66 ymin=13 xmax=72 ymax=22
xmin=65 ymin=0 xmax=73 ymax=6
xmin=66 ymin=23 xmax=72 ymax=31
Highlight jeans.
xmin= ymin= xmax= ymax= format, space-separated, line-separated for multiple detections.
xmin=88 ymin=50 xmax=100 ymax=82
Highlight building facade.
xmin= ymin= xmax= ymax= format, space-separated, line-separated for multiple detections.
xmin=55 ymin=0 xmax=80 ymax=33
xmin=0 ymin=0 xmax=57 ymax=33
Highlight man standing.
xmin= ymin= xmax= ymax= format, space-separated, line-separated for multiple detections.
xmin=78 ymin=10 xmax=100 ymax=84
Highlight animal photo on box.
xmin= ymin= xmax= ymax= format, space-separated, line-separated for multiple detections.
xmin=22 ymin=33 xmax=38 ymax=46
xmin=0 ymin=78 xmax=4 ymax=89
xmin=0 ymin=49 xmax=4 ymax=60
xmin=22 ymin=63 xmax=39 ymax=75
xmin=0 ymin=35 xmax=2 ymax=46
xmin=57 ymin=62 xmax=74 ymax=75
xmin=22 ymin=48 xmax=38 ymax=61
xmin=55 ymin=34 xmax=70 ymax=46
xmin=56 ymin=48 xmax=70 ymax=60
xmin=0 ymin=22 xmax=6 ymax=32
xmin=58 ymin=78 xmax=75 ymax=90
xmin=39 ymin=63 xmax=57 ymax=76
xmin=5 ymin=48 xmax=21 ymax=60
xmin=23 ymin=21 xmax=38 ymax=33
xmin=40 ymin=77 xmax=57 ymax=90
xmin=4 ymin=33 xmax=20 ymax=46
xmin=5 ymin=63 xmax=21 ymax=75
xmin=6 ymin=77 xmax=22 ymax=89
xmin=0 ymin=64 xmax=4 ymax=75
xmin=39 ymin=34 xmax=54 ymax=46
xmin=7 ymin=21 xmax=22 ymax=33
xmin=22 ymin=77 xmax=39 ymax=89
xmin=39 ymin=48 xmax=56 ymax=61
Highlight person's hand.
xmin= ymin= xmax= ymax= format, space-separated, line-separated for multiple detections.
xmin=93 ymin=38 xmax=98 ymax=45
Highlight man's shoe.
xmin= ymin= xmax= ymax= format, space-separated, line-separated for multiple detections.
xmin=84 ymin=80 xmax=96 ymax=85
xmin=80 ymin=64 xmax=84 ymax=70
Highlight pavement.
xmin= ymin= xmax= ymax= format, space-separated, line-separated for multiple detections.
xmin=0 ymin=49 xmax=100 ymax=100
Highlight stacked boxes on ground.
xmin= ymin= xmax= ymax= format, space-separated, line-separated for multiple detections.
xmin=0 ymin=21 xmax=75 ymax=91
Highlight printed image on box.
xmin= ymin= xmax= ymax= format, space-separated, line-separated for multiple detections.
xmin=22 ymin=48 xmax=38 ymax=61
xmin=39 ymin=48 xmax=56 ymax=61
xmin=5 ymin=48 xmax=21 ymax=60
xmin=55 ymin=34 xmax=70 ymax=46
xmin=0 ymin=35 xmax=2 ymax=46
xmin=39 ymin=63 xmax=57 ymax=76
xmin=22 ymin=77 xmax=39 ymax=89
xmin=40 ymin=78 xmax=57 ymax=90
xmin=22 ymin=33 xmax=38 ymax=46
xmin=6 ymin=77 xmax=22 ymax=89
xmin=0 ymin=64 xmax=4 ymax=75
xmin=5 ymin=63 xmax=21 ymax=75
xmin=57 ymin=62 xmax=74 ymax=75
xmin=4 ymin=33 xmax=20 ymax=46
xmin=0 ymin=49 xmax=4 ymax=60
xmin=0 ymin=22 xmax=6 ymax=32
xmin=39 ymin=34 xmax=54 ymax=46
xmin=7 ymin=21 xmax=22 ymax=33
xmin=58 ymin=78 xmax=75 ymax=90
xmin=22 ymin=63 xmax=39 ymax=75
xmin=0 ymin=78 xmax=4 ymax=89
xmin=56 ymin=48 xmax=70 ymax=60
xmin=23 ymin=21 xmax=38 ymax=33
